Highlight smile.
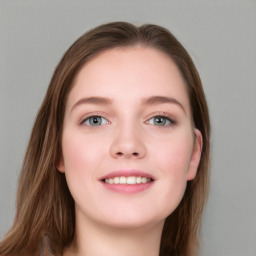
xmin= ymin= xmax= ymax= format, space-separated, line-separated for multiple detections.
xmin=104 ymin=176 xmax=152 ymax=185
xmin=100 ymin=170 xmax=155 ymax=193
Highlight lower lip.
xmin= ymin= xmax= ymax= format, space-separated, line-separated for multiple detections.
xmin=101 ymin=181 xmax=154 ymax=194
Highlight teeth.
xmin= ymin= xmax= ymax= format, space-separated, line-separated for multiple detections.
xmin=113 ymin=177 xmax=119 ymax=184
xmin=141 ymin=177 xmax=147 ymax=183
xmin=104 ymin=176 xmax=152 ymax=185
xmin=127 ymin=176 xmax=136 ymax=184
xmin=120 ymin=176 xmax=126 ymax=184
xmin=136 ymin=176 xmax=141 ymax=184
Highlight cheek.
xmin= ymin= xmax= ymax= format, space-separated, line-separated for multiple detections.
xmin=62 ymin=131 xmax=106 ymax=172
xmin=151 ymin=133 xmax=193 ymax=214
xmin=153 ymin=133 xmax=193 ymax=176
xmin=61 ymin=132 xmax=106 ymax=208
xmin=60 ymin=132 xmax=103 ymax=197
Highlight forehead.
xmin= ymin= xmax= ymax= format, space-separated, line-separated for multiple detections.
xmin=67 ymin=46 xmax=191 ymax=113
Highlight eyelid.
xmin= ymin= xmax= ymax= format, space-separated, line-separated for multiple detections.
xmin=79 ymin=111 xmax=177 ymax=127
xmin=145 ymin=112 xmax=177 ymax=126
xmin=79 ymin=112 xmax=111 ymax=125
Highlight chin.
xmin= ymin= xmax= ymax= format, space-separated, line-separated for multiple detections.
xmin=97 ymin=212 xmax=167 ymax=231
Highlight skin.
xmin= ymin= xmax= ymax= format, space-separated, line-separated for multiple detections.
xmin=57 ymin=46 xmax=202 ymax=256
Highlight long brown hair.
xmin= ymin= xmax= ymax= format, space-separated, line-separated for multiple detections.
xmin=0 ymin=22 xmax=210 ymax=256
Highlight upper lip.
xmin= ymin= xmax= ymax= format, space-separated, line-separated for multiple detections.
xmin=99 ymin=170 xmax=156 ymax=181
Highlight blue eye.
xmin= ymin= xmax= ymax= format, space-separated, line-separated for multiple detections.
xmin=83 ymin=116 xmax=108 ymax=126
xmin=148 ymin=116 xmax=174 ymax=126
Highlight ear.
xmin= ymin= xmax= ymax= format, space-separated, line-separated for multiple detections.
xmin=186 ymin=128 xmax=203 ymax=181
xmin=56 ymin=156 xmax=65 ymax=173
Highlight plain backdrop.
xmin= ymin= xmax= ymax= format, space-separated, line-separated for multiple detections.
xmin=0 ymin=1 xmax=255 ymax=256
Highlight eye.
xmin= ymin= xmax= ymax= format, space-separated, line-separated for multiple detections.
xmin=147 ymin=115 xmax=175 ymax=126
xmin=82 ymin=116 xmax=108 ymax=126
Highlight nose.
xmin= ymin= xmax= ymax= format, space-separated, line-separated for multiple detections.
xmin=110 ymin=124 xmax=146 ymax=159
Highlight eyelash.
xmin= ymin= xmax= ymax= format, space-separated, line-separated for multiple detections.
xmin=146 ymin=113 xmax=177 ymax=127
xmin=80 ymin=113 xmax=110 ymax=127
xmin=80 ymin=113 xmax=177 ymax=128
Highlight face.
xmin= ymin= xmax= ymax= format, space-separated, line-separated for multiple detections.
xmin=58 ymin=47 xmax=202 ymax=230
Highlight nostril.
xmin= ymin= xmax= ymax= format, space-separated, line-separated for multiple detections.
xmin=115 ymin=151 xmax=139 ymax=157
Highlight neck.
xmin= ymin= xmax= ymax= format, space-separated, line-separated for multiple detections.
xmin=64 ymin=216 xmax=164 ymax=256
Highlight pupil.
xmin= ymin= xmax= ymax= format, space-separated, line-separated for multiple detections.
xmin=155 ymin=117 xmax=165 ymax=125
xmin=91 ymin=117 xmax=101 ymax=125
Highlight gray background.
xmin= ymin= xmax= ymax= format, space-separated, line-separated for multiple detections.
xmin=0 ymin=1 xmax=255 ymax=255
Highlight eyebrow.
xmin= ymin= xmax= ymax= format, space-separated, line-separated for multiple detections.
xmin=142 ymin=96 xmax=186 ymax=113
xmin=71 ymin=96 xmax=112 ymax=111
xmin=71 ymin=95 xmax=186 ymax=113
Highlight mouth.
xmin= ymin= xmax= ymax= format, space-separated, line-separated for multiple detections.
xmin=100 ymin=170 xmax=155 ymax=193
xmin=103 ymin=176 xmax=153 ymax=185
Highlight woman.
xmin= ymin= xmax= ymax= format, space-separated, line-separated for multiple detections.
xmin=0 ymin=22 xmax=210 ymax=256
